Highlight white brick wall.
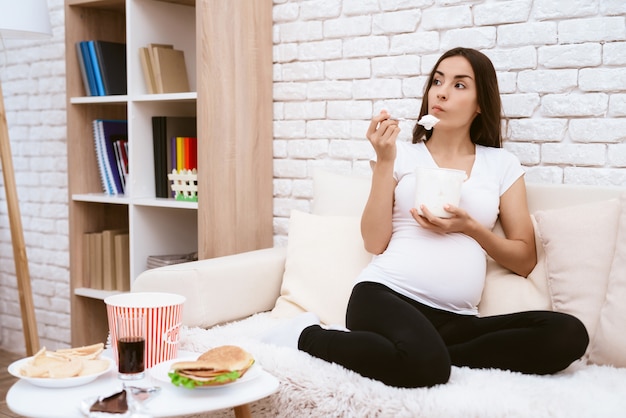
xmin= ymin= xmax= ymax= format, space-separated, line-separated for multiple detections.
xmin=273 ymin=0 xmax=626 ymax=247
xmin=1 ymin=0 xmax=625 ymax=353
xmin=0 ymin=0 xmax=68 ymax=354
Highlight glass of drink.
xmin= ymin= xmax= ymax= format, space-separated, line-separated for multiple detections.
xmin=115 ymin=313 xmax=146 ymax=380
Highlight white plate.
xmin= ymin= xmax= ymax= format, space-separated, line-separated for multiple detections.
xmin=8 ymin=356 xmax=114 ymax=388
xmin=150 ymin=357 xmax=262 ymax=389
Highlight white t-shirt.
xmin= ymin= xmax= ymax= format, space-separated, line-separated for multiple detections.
xmin=356 ymin=140 xmax=524 ymax=315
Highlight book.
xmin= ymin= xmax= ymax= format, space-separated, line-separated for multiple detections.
xmin=139 ymin=47 xmax=157 ymax=94
xmin=87 ymin=41 xmax=106 ymax=96
xmin=92 ymin=120 xmax=113 ymax=194
xmin=152 ymin=47 xmax=190 ymax=94
xmin=93 ymin=40 xmax=127 ymax=95
xmin=114 ymin=233 xmax=130 ymax=291
xmin=102 ymin=229 xmax=127 ymax=291
xmin=76 ymin=42 xmax=91 ymax=96
xmin=79 ymin=41 xmax=98 ymax=96
xmin=93 ymin=119 xmax=128 ymax=195
xmin=87 ymin=231 xmax=103 ymax=290
xmin=151 ymin=116 xmax=196 ymax=198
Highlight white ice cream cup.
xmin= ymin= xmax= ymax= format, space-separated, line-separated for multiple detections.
xmin=414 ymin=166 xmax=467 ymax=218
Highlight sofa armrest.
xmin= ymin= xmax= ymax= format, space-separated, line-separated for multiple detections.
xmin=132 ymin=247 xmax=287 ymax=328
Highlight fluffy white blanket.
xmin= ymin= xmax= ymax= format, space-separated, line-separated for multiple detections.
xmin=178 ymin=313 xmax=626 ymax=418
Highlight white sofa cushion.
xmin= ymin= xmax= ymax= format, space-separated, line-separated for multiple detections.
xmin=271 ymin=210 xmax=373 ymax=326
xmin=588 ymin=194 xmax=626 ymax=367
xmin=535 ymin=197 xmax=622 ymax=365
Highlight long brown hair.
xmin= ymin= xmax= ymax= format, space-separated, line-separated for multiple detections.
xmin=412 ymin=48 xmax=502 ymax=148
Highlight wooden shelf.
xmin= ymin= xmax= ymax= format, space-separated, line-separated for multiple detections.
xmin=65 ymin=0 xmax=273 ymax=347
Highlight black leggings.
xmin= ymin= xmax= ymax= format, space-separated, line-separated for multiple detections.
xmin=299 ymin=281 xmax=589 ymax=388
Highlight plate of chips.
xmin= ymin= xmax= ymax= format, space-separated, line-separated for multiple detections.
xmin=7 ymin=343 xmax=114 ymax=388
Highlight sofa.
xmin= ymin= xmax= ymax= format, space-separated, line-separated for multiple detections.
xmin=133 ymin=169 xmax=626 ymax=418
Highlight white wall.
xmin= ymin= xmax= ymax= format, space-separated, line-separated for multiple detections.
xmin=0 ymin=0 xmax=625 ymax=354
xmin=272 ymin=0 xmax=626 ymax=246
xmin=0 ymin=0 xmax=67 ymax=354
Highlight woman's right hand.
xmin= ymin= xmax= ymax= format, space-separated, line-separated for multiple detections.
xmin=366 ymin=110 xmax=400 ymax=163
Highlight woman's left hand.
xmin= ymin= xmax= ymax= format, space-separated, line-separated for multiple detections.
xmin=410 ymin=205 xmax=473 ymax=234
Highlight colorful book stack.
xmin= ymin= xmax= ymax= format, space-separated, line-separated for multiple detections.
xmin=139 ymin=43 xmax=190 ymax=94
xmin=83 ymin=229 xmax=130 ymax=291
xmin=93 ymin=119 xmax=128 ymax=195
xmin=151 ymin=116 xmax=197 ymax=198
xmin=76 ymin=40 xmax=127 ymax=96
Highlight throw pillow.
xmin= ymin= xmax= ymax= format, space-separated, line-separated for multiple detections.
xmin=271 ymin=210 xmax=373 ymax=326
xmin=535 ymin=198 xmax=621 ymax=361
xmin=588 ymin=193 xmax=626 ymax=367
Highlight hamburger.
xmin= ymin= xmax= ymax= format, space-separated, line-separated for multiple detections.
xmin=168 ymin=345 xmax=254 ymax=388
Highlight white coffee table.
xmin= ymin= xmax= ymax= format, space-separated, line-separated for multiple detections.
xmin=7 ymin=351 xmax=279 ymax=418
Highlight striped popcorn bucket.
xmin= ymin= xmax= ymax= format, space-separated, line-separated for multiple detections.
xmin=105 ymin=292 xmax=185 ymax=369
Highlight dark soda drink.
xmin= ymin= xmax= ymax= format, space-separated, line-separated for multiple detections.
xmin=117 ymin=336 xmax=145 ymax=374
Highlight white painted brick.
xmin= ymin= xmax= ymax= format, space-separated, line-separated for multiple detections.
xmin=402 ymin=76 xmax=428 ymax=98
xmin=306 ymin=120 xmax=351 ymax=139
xmin=327 ymin=100 xmax=372 ymax=120
xmin=288 ymin=139 xmax=329 ymax=159
xmin=325 ymin=59 xmax=371 ymax=80
xmin=604 ymin=42 xmax=626 ymax=66
xmin=343 ymin=36 xmax=389 ymax=58
xmin=281 ymin=61 xmax=325 ymax=81
xmin=274 ymin=82 xmax=308 ymax=100
xmin=273 ymin=179 xmax=293 ymax=197
xmin=421 ymin=6 xmax=472 ymax=30
xmin=579 ymin=68 xmax=626 ymax=92
xmin=564 ymin=167 xmax=626 ymax=187
xmin=569 ymin=118 xmax=626 ymax=143
xmin=292 ymin=179 xmax=314 ymax=199
xmin=274 ymin=139 xmax=288 ymax=158
xmin=507 ymin=119 xmax=567 ymax=142
xmin=497 ymin=22 xmax=557 ymax=48
xmin=306 ymin=81 xmax=353 ymax=100
xmin=501 ymin=93 xmax=540 ymax=118
xmin=273 ymin=158 xmax=309 ymax=179
xmin=298 ymin=39 xmax=343 ymax=61
xmin=542 ymin=143 xmax=606 ymax=166
xmin=524 ymin=166 xmax=564 ymax=184
xmin=307 ymin=158 xmax=353 ymax=177
xmin=496 ymin=72 xmax=517 ymax=94
xmin=323 ymin=16 xmax=372 ymax=39
xmin=538 ymin=44 xmax=602 ymax=69
xmin=273 ymin=217 xmax=290 ymax=237
xmin=503 ymin=142 xmax=540 ymax=165
xmin=381 ymin=0 xmax=431 ymax=11
xmin=278 ymin=21 xmax=324 ymax=43
xmin=541 ymin=93 xmax=608 ymax=117
xmin=609 ymin=94 xmax=626 ymax=117
xmin=300 ymin=0 xmax=341 ymax=20
xmin=483 ymin=47 xmax=537 ymax=71
xmin=608 ymin=144 xmax=626 ymax=167
xmin=517 ymin=69 xmax=577 ymax=93
xmin=441 ymin=27 xmax=496 ymax=51
xmin=351 ymin=120 xmax=374 ymax=140
xmin=533 ymin=0 xmax=598 ymax=20
xmin=274 ymin=120 xmax=306 ymax=138
xmin=372 ymin=55 xmax=421 ymax=77
xmin=273 ymin=196 xmax=310 ymax=217
xmin=353 ymin=79 xmax=403 ymax=99
xmin=273 ymin=63 xmax=283 ymax=82
xmin=329 ymin=139 xmax=373 ymax=160
xmin=342 ymin=0 xmax=380 ymax=16
xmin=353 ymin=159 xmax=374 ymax=176
xmin=372 ymin=9 xmax=421 ymax=35
xmin=558 ymin=17 xmax=626 ymax=45
xmin=473 ymin=1 xmax=531 ymax=26
xmin=273 ymin=2 xmax=299 ymax=22
xmin=601 ymin=0 xmax=626 ymax=15
xmin=274 ymin=102 xmax=285 ymax=120
xmin=284 ymin=101 xmax=327 ymax=120
xmin=389 ymin=31 xmax=440 ymax=56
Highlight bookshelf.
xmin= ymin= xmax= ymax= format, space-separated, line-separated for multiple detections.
xmin=65 ymin=0 xmax=273 ymax=346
